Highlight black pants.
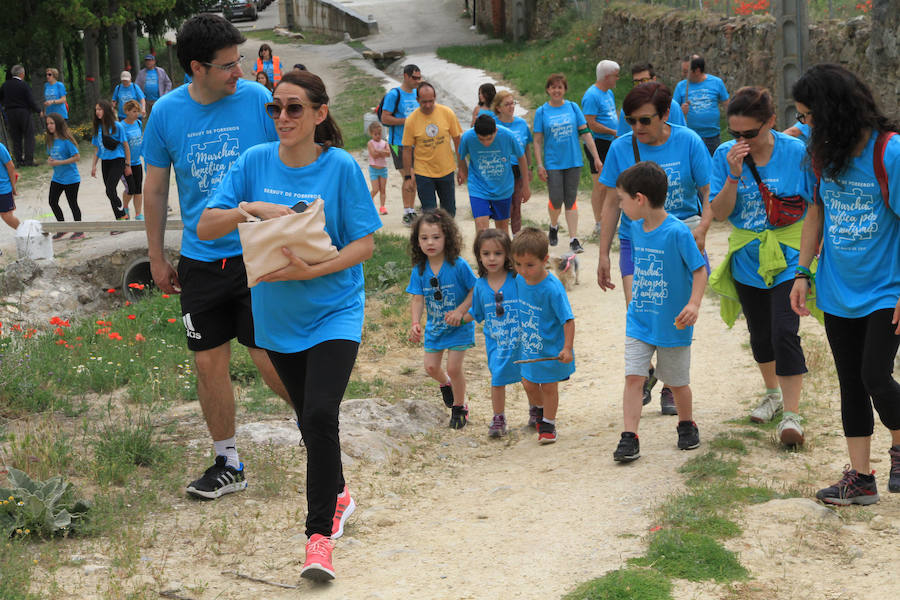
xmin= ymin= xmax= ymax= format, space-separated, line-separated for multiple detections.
xmin=824 ymin=309 xmax=900 ymax=437
xmin=267 ymin=339 xmax=358 ymax=538
xmin=48 ymin=181 xmax=81 ymax=221
xmin=101 ymin=158 xmax=126 ymax=219
xmin=6 ymin=108 xmax=35 ymax=165
xmin=735 ymin=279 xmax=807 ymax=376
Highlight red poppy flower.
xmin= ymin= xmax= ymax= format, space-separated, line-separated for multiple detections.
xmin=127 ymin=315 xmax=136 ymax=320
xmin=135 ymin=333 xmax=146 ymax=342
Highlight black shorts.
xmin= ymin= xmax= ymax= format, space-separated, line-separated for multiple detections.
xmin=122 ymin=163 xmax=143 ymax=195
xmin=512 ymin=164 xmax=521 ymax=179
xmin=177 ymin=255 xmax=259 ymax=352
xmin=0 ymin=191 xmax=14 ymax=213
xmin=583 ymin=138 xmax=612 ymax=174
xmin=390 ymin=144 xmax=413 ymax=170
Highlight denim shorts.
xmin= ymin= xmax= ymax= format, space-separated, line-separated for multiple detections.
xmin=369 ymin=165 xmax=388 ymax=180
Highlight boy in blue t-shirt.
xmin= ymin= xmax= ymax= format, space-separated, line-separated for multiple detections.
xmin=612 ymin=162 xmax=707 ymax=462
xmin=511 ymin=227 xmax=575 ymax=444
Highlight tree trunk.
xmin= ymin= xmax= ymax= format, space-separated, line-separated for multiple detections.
xmin=108 ymin=23 xmax=125 ymax=86
xmin=124 ymin=21 xmax=141 ymax=75
xmin=83 ymin=28 xmax=101 ymax=113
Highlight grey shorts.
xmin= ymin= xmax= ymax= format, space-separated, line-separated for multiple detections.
xmin=546 ymin=166 xmax=581 ymax=210
xmin=624 ymin=336 xmax=691 ymax=387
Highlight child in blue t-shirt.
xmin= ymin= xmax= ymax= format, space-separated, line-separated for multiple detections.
xmin=464 ymin=229 xmax=521 ymax=438
xmin=407 ymin=209 xmax=476 ymax=429
xmin=612 ymin=162 xmax=707 ymax=463
xmin=510 ymin=227 xmax=575 ymax=444
xmin=121 ymin=100 xmax=145 ymax=220
xmin=44 ymin=113 xmax=83 ymax=239
xmin=0 ymin=142 xmax=20 ymax=232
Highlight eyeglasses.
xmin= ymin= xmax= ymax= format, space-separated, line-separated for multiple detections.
xmin=727 ymin=126 xmax=762 ymax=140
xmin=265 ymin=101 xmax=308 ymax=119
xmin=429 ymin=277 xmax=443 ymax=301
xmin=410 ymin=74 xmax=422 ymax=81
xmin=46 ymin=73 xmax=53 ymax=77
xmin=796 ymin=110 xmax=812 ymax=124
xmin=501 ymin=101 xmax=517 ymax=108
xmin=202 ymin=55 xmax=244 ymax=72
xmin=632 ymin=77 xmax=652 ymax=85
xmin=494 ymin=291 xmax=504 ymax=317
xmin=624 ymin=115 xmax=656 ymax=126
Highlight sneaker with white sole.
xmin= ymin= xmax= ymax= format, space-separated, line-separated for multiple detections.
xmin=816 ymin=467 xmax=879 ymax=506
xmin=537 ymin=420 xmax=557 ymax=444
xmin=488 ymin=414 xmax=508 ymax=438
xmin=888 ymin=445 xmax=900 ymax=493
xmin=186 ymin=456 xmax=247 ymax=499
xmin=548 ymin=226 xmax=559 ymax=247
xmin=569 ymin=238 xmax=584 ymax=254
xmin=750 ymin=392 xmax=783 ymax=423
xmin=660 ymin=387 xmax=677 ymax=415
xmin=331 ymin=485 xmax=355 ymax=539
xmin=777 ymin=412 xmax=805 ymax=446
xmin=301 ymin=534 xmax=336 ymax=581
xmin=613 ymin=432 xmax=640 ymax=462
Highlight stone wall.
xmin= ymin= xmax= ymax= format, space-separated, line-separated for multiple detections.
xmin=282 ymin=0 xmax=379 ymax=38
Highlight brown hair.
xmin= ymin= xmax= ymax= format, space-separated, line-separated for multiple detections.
xmin=727 ymin=86 xmax=775 ymax=122
xmin=545 ymin=73 xmax=567 ymax=91
xmin=123 ymin=99 xmax=141 ymax=113
xmin=623 ymin=81 xmax=672 ymax=118
xmin=492 ymin=90 xmax=514 ymax=113
xmin=45 ymin=112 xmax=78 ymax=148
xmin=617 ymin=161 xmax=668 ymax=209
xmin=409 ymin=209 xmax=463 ymax=273
xmin=92 ymin=99 xmax=117 ymax=136
xmin=275 ymin=70 xmax=343 ymax=148
xmin=511 ymin=227 xmax=549 ymax=260
xmin=473 ymin=229 xmax=513 ymax=277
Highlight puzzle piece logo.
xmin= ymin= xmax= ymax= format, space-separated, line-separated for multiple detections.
xmin=519 ymin=305 xmax=544 ymax=356
xmin=187 ymin=133 xmax=241 ymax=196
xmin=488 ymin=305 xmax=522 ymax=358
xmin=824 ymin=187 xmax=878 ymax=247
xmin=631 ymin=253 xmax=668 ymax=310
xmin=425 ymin=285 xmax=458 ymax=335
xmin=664 ymin=165 xmax=685 ymax=212
xmin=736 ymin=186 xmax=766 ymax=229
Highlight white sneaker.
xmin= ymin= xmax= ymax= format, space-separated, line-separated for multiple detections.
xmin=593 ymin=222 xmax=603 ymax=237
xmin=750 ymin=392 xmax=783 ymax=423
xmin=777 ymin=412 xmax=804 ymax=446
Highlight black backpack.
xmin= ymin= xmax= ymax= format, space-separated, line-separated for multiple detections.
xmin=375 ymin=88 xmax=400 ymax=125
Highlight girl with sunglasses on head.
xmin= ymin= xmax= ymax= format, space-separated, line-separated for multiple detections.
xmin=790 ymin=64 xmax=900 ymax=506
xmin=407 ymin=208 xmax=476 ymax=430
xmin=597 ymin=81 xmax=712 ymax=415
xmin=197 ymin=70 xmax=382 ymax=582
xmin=707 ymin=86 xmax=812 ymax=445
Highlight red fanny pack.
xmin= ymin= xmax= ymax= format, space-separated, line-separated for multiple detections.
xmin=746 ymin=157 xmax=804 ymax=227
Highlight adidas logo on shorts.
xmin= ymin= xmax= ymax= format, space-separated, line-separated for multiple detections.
xmin=183 ymin=313 xmax=202 ymax=340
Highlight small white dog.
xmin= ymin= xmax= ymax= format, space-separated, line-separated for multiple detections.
xmin=550 ymin=251 xmax=579 ymax=290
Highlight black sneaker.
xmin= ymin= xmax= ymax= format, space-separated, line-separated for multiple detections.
xmin=527 ymin=406 xmax=543 ymax=430
xmin=889 ymin=446 xmax=900 ymax=493
xmin=660 ymin=387 xmax=677 ymax=415
xmin=816 ymin=467 xmax=879 ymax=506
xmin=538 ymin=420 xmax=557 ymax=444
xmin=402 ymin=212 xmax=414 ymax=226
xmin=186 ymin=456 xmax=248 ymax=499
xmin=642 ymin=368 xmax=657 ymax=406
xmin=52 ymin=231 xmax=68 ymax=241
xmin=613 ymin=432 xmax=640 ymax=462
xmin=449 ymin=404 xmax=468 ymax=429
xmin=569 ymin=238 xmax=584 ymax=254
xmin=440 ymin=383 xmax=454 ymax=408
xmin=676 ymin=421 xmax=700 ymax=450
xmin=548 ymin=226 xmax=559 ymax=247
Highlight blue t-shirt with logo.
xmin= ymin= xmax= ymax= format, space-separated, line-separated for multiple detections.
xmin=812 ymin=132 xmax=900 ymax=318
xmin=44 ymin=82 xmax=68 ymax=119
xmin=383 ymin=87 xmax=419 ymax=146
xmin=498 ymin=117 xmax=532 ymax=167
xmin=112 ymin=83 xmax=146 ymax=119
xmin=516 ymin=273 xmax=575 ymax=384
xmin=599 ymin=124 xmax=711 ymax=240
xmin=48 ymin=139 xmax=80 ymax=185
xmin=208 ymin=144 xmax=382 ymax=353
xmin=92 ymin=121 xmax=128 ymax=161
xmin=144 ymin=69 xmax=160 ymax=100
xmin=468 ymin=272 xmax=522 ymax=386
xmin=788 ymin=121 xmax=811 ymax=146
xmin=711 ymin=131 xmax=810 ymax=289
xmin=672 ymin=75 xmax=729 ymax=138
xmin=627 ymin=215 xmax=706 ymax=347
xmin=143 ymin=79 xmax=276 ymax=262
xmin=0 ymin=143 xmax=12 ymax=194
xmin=617 ymin=101 xmax=685 ymax=137
xmin=459 ymin=126 xmax=522 ymax=200
xmin=122 ymin=120 xmax=143 ymax=166
xmin=406 ymin=258 xmax=477 ymax=350
xmin=581 ymin=85 xmax=617 ymax=141
xmin=533 ymin=101 xmax=586 ymax=170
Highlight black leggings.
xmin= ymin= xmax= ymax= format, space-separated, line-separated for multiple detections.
xmin=101 ymin=158 xmax=126 ymax=219
xmin=735 ymin=279 xmax=807 ymax=376
xmin=267 ymin=339 xmax=359 ymax=538
xmin=48 ymin=181 xmax=82 ymax=221
xmin=824 ymin=309 xmax=900 ymax=437
xmin=123 ymin=163 xmax=143 ymax=195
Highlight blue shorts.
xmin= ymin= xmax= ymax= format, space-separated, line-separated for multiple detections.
xmin=619 ymin=236 xmax=634 ymax=277
xmin=369 ymin=165 xmax=388 ymax=181
xmin=470 ymin=195 xmax=512 ymax=221
xmin=0 ymin=191 xmax=14 ymax=213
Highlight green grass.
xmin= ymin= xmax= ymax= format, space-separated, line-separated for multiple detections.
xmin=563 ymin=567 xmax=672 ymax=600
xmin=329 ymin=63 xmax=386 ymax=152
xmin=0 ymin=539 xmax=40 ymax=600
xmin=92 ymin=414 xmax=176 ymax=486
xmin=678 ymin=450 xmax=740 ymax=486
xmin=631 ymin=529 xmax=748 ymax=583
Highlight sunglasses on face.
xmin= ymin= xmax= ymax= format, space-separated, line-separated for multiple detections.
xmin=265 ymin=101 xmax=307 ymax=119
xmin=624 ymin=115 xmax=656 ymax=126
xmin=727 ymin=126 xmax=762 ymax=140
xmin=46 ymin=73 xmax=53 ymax=77
xmin=429 ymin=277 xmax=443 ymax=301
xmin=494 ymin=291 xmax=504 ymax=317
xmin=632 ymin=77 xmax=652 ymax=85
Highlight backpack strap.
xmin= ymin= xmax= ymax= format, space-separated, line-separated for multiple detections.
xmin=874 ymin=130 xmax=895 ymax=210
xmin=631 ymin=134 xmax=640 ymax=163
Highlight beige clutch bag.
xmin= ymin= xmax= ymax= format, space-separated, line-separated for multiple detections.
xmin=236 ymin=198 xmax=339 ymax=287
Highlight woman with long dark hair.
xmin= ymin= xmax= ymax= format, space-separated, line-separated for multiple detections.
xmin=790 ymin=64 xmax=900 ymax=505
xmin=90 ymin=99 xmax=130 ymax=222
xmin=197 ymin=70 xmax=381 ymax=580
xmin=45 ymin=112 xmax=83 ymax=239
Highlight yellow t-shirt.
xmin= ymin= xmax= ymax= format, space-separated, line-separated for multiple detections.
xmin=401 ymin=104 xmax=462 ymax=178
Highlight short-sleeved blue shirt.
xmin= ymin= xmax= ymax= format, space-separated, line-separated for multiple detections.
xmin=672 ymin=75 xmax=729 ymax=138
xmin=383 ymin=87 xmax=419 ymax=146
xmin=48 ymin=139 xmax=80 ymax=185
xmin=406 ymin=258 xmax=477 ymax=350
xmin=498 ymin=117 xmax=532 ymax=167
xmin=44 ymin=82 xmax=68 ymax=119
xmin=112 ymin=83 xmax=146 ymax=119
xmin=581 ymin=85 xmax=617 ymax=141
xmin=122 ymin=120 xmax=143 ymax=166
xmin=533 ymin=101 xmax=587 ymax=170
xmin=468 ymin=272 xmax=522 ymax=386
xmin=0 ymin=143 xmax=13 ymax=194
xmin=458 ymin=126 xmax=522 ymax=200
xmin=516 ymin=273 xmax=575 ymax=383
xmin=92 ymin=121 xmax=128 ymax=161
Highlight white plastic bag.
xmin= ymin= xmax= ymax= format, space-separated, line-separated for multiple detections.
xmin=15 ymin=220 xmax=53 ymax=260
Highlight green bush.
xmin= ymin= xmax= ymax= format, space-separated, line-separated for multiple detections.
xmin=0 ymin=468 xmax=90 ymax=538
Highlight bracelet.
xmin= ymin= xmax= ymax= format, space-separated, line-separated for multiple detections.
xmin=726 ymin=172 xmax=739 ymax=183
xmin=794 ymin=273 xmax=810 ymax=281
xmin=795 ymin=265 xmax=814 ymax=279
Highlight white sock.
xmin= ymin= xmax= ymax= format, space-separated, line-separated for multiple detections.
xmin=542 ymin=417 xmax=556 ymax=425
xmin=214 ymin=437 xmax=240 ymax=469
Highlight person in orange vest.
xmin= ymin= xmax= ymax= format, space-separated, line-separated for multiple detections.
xmin=253 ymin=44 xmax=282 ymax=85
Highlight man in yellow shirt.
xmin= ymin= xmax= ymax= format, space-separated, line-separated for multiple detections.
xmin=402 ymin=82 xmax=463 ymax=216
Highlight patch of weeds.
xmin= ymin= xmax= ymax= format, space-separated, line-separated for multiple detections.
xmin=229 ymin=342 xmax=259 ymax=385
xmin=562 ymin=566 xmax=672 ymax=600
xmin=367 ymin=234 xmax=411 ymax=290
xmin=328 ymin=63 xmax=385 ymax=151
xmin=734 ymin=428 xmax=763 ymax=440
xmin=678 ymin=451 xmax=739 ymax=486
xmin=92 ymin=415 xmax=174 ymax=486
xmin=241 ymin=445 xmax=300 ymax=499
xmin=0 ymin=538 xmax=39 ymax=600
xmin=241 ymin=387 xmax=285 ymax=415
xmin=5 ymin=417 xmax=74 ymax=481
xmin=709 ymin=434 xmax=748 ymax=455
xmin=346 ymin=377 xmax=387 ymax=399
xmin=243 ymin=29 xmax=289 ymax=44
xmin=631 ymin=529 xmax=748 ymax=583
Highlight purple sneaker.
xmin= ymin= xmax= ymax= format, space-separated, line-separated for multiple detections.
xmin=528 ymin=406 xmax=543 ymax=429
xmin=488 ymin=414 xmax=508 ymax=438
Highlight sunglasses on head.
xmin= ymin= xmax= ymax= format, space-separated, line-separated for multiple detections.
xmin=265 ymin=101 xmax=307 ymax=120
xmin=624 ymin=115 xmax=656 ymax=126
xmin=727 ymin=126 xmax=762 ymax=140
xmin=796 ymin=110 xmax=812 ymax=124
xmin=429 ymin=277 xmax=443 ymax=301
xmin=494 ymin=291 xmax=504 ymax=317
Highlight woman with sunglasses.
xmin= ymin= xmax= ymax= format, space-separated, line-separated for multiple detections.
xmin=492 ymin=90 xmax=532 ymax=234
xmin=197 ymin=70 xmax=381 ymax=580
xmin=790 ymin=64 xmax=900 ymax=505
xmin=43 ymin=68 xmax=68 ymax=121
xmin=707 ymin=86 xmax=811 ymax=444
xmin=597 ymin=81 xmax=712 ymax=415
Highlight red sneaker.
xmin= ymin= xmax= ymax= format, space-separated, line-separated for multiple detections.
xmin=331 ymin=485 xmax=355 ymax=539
xmin=538 ymin=421 xmax=557 ymax=444
xmin=301 ymin=534 xmax=335 ymax=581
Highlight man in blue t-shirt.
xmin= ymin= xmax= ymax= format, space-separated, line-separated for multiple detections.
xmin=142 ymin=14 xmax=289 ymax=501
xmin=581 ymin=59 xmax=619 ymax=237
xmin=672 ymin=55 xmax=729 ymax=155
xmin=136 ymin=55 xmax=173 ymax=115
xmin=380 ymin=64 xmax=421 ymax=225
xmin=111 ymin=71 xmax=146 ymax=119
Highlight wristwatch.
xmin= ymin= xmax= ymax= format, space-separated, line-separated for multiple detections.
xmin=404 ymin=175 xmax=412 ymax=180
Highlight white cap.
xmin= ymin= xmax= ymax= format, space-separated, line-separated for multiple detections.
xmin=120 ymin=71 xmax=132 ymax=80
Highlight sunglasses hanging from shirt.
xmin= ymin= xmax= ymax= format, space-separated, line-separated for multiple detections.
xmin=744 ymin=156 xmax=805 ymax=228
